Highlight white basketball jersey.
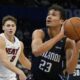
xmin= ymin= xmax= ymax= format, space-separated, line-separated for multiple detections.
xmin=0 ymin=33 xmax=21 ymax=80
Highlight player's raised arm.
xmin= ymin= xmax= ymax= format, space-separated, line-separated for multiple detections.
xmin=31 ymin=27 xmax=64 ymax=56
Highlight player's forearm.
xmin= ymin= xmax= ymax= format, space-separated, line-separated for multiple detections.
xmin=0 ymin=50 xmax=23 ymax=75
xmin=32 ymin=32 xmax=64 ymax=56
xmin=66 ymin=46 xmax=79 ymax=74
xmin=19 ymin=57 xmax=31 ymax=70
xmin=2 ymin=59 xmax=23 ymax=75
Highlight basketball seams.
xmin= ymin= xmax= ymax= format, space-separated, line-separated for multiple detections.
xmin=70 ymin=19 xmax=80 ymax=40
xmin=64 ymin=20 xmax=77 ymax=40
xmin=71 ymin=17 xmax=80 ymax=22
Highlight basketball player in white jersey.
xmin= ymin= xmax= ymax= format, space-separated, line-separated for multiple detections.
xmin=0 ymin=15 xmax=31 ymax=80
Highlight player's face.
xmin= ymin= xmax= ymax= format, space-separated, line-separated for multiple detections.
xmin=3 ymin=20 xmax=16 ymax=36
xmin=46 ymin=9 xmax=63 ymax=28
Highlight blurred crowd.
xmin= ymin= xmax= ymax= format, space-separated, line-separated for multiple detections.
xmin=0 ymin=0 xmax=79 ymax=8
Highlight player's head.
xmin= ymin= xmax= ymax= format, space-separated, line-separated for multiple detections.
xmin=46 ymin=4 xmax=65 ymax=28
xmin=2 ymin=15 xmax=17 ymax=36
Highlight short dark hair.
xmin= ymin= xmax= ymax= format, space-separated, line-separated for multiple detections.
xmin=2 ymin=15 xmax=17 ymax=26
xmin=48 ymin=4 xmax=66 ymax=20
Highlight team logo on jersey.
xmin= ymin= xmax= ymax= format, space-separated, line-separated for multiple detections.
xmin=42 ymin=51 xmax=61 ymax=63
xmin=6 ymin=47 xmax=19 ymax=62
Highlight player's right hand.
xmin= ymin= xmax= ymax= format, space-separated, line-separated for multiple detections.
xmin=18 ymin=70 xmax=27 ymax=80
xmin=60 ymin=24 xmax=65 ymax=37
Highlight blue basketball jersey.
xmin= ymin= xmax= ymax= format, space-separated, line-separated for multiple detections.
xmin=31 ymin=28 xmax=67 ymax=80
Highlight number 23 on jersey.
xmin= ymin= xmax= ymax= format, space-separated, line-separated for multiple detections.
xmin=39 ymin=59 xmax=52 ymax=72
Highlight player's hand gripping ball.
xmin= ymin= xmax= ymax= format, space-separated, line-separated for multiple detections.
xmin=64 ymin=17 xmax=80 ymax=41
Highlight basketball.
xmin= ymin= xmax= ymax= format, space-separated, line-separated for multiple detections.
xmin=64 ymin=17 xmax=80 ymax=41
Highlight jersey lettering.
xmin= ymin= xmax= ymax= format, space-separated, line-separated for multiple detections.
xmin=6 ymin=48 xmax=19 ymax=62
xmin=42 ymin=51 xmax=61 ymax=62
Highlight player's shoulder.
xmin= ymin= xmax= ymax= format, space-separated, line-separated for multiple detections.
xmin=33 ymin=29 xmax=44 ymax=34
xmin=0 ymin=33 xmax=5 ymax=42
xmin=15 ymin=36 xmax=21 ymax=42
xmin=0 ymin=35 xmax=6 ymax=47
xmin=19 ymin=41 xmax=24 ymax=49
xmin=32 ymin=28 xmax=45 ymax=38
xmin=19 ymin=41 xmax=23 ymax=45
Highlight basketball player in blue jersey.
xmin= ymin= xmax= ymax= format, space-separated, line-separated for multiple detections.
xmin=0 ymin=15 xmax=31 ymax=80
xmin=31 ymin=4 xmax=80 ymax=80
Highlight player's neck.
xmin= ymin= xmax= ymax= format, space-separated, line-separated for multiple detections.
xmin=4 ymin=33 xmax=15 ymax=43
xmin=48 ymin=27 xmax=61 ymax=38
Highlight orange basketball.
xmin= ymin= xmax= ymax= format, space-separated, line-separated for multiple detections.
xmin=64 ymin=17 xmax=80 ymax=41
